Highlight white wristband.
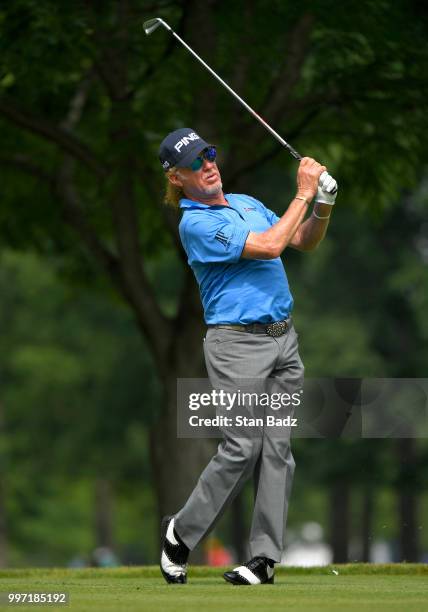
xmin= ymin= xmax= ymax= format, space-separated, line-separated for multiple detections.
xmin=312 ymin=210 xmax=331 ymax=220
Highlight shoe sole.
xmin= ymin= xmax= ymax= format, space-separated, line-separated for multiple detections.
xmin=160 ymin=515 xmax=187 ymax=584
xmin=223 ymin=572 xmax=274 ymax=585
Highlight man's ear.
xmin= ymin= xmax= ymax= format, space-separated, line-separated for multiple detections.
xmin=168 ymin=171 xmax=184 ymax=188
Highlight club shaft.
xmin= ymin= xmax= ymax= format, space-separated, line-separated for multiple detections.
xmin=168 ymin=28 xmax=302 ymax=161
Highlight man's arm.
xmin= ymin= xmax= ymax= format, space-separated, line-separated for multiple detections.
xmin=288 ymin=201 xmax=332 ymax=252
xmin=242 ymin=157 xmax=327 ymax=260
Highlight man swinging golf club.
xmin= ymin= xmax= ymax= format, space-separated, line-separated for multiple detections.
xmin=157 ymin=127 xmax=337 ymax=585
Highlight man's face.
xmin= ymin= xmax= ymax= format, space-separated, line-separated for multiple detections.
xmin=170 ymin=151 xmax=223 ymax=200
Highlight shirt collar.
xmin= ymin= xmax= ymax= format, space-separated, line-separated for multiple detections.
xmin=179 ymin=198 xmax=210 ymax=210
xmin=179 ymin=195 xmax=233 ymax=210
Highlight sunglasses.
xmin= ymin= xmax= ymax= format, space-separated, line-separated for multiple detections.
xmin=188 ymin=146 xmax=217 ymax=171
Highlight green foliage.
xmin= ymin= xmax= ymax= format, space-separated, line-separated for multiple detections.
xmin=0 ymin=250 xmax=159 ymax=562
xmin=0 ymin=0 xmax=427 ymax=259
xmin=0 ymin=0 xmax=427 ymax=566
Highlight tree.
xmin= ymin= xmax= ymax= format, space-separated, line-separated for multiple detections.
xmin=1 ymin=0 xmax=428 ymax=529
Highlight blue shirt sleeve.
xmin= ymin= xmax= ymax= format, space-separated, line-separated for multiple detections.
xmin=180 ymin=212 xmax=250 ymax=264
xmin=262 ymin=205 xmax=280 ymax=226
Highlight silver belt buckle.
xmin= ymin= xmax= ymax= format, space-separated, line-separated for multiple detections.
xmin=266 ymin=320 xmax=288 ymax=337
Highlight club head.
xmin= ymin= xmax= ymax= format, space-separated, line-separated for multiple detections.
xmin=143 ymin=18 xmax=165 ymax=35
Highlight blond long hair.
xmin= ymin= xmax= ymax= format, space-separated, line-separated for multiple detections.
xmin=164 ymin=168 xmax=184 ymax=208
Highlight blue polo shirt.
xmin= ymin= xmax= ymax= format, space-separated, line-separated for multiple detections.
xmin=179 ymin=193 xmax=294 ymax=325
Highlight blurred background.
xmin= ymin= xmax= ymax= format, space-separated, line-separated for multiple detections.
xmin=0 ymin=0 xmax=427 ymax=568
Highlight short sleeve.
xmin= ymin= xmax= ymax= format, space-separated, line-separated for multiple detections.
xmin=180 ymin=213 xmax=250 ymax=264
xmin=262 ymin=206 xmax=280 ymax=226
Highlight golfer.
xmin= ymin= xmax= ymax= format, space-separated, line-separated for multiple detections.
xmin=158 ymin=128 xmax=337 ymax=585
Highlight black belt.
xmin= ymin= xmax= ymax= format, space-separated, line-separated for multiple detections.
xmin=208 ymin=318 xmax=291 ymax=338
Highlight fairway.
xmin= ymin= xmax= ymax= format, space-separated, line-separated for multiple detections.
xmin=0 ymin=565 xmax=427 ymax=612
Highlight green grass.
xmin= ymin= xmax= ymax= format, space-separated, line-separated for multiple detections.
xmin=0 ymin=565 xmax=427 ymax=612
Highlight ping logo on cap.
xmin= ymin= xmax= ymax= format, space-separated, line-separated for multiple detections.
xmin=174 ymin=131 xmax=200 ymax=153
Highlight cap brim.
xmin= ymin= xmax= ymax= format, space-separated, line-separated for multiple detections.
xmin=175 ymin=139 xmax=212 ymax=167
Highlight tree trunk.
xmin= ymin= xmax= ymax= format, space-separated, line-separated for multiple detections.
xmin=397 ymin=439 xmax=419 ymax=562
xmin=329 ymin=480 xmax=349 ymax=563
xmin=94 ymin=478 xmax=115 ymax=550
xmin=361 ymin=485 xmax=374 ymax=562
xmin=149 ymin=376 xmax=214 ymax=564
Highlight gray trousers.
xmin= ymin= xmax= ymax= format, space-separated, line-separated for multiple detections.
xmin=174 ymin=321 xmax=304 ymax=562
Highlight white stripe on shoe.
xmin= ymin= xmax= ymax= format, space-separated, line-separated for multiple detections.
xmin=160 ymin=516 xmax=189 ymax=583
xmin=232 ymin=564 xmax=274 ymax=585
xmin=166 ymin=518 xmax=179 ymax=545
xmin=161 ymin=550 xmax=187 ymax=578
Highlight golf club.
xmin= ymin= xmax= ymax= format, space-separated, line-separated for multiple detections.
xmin=144 ymin=17 xmax=336 ymax=192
